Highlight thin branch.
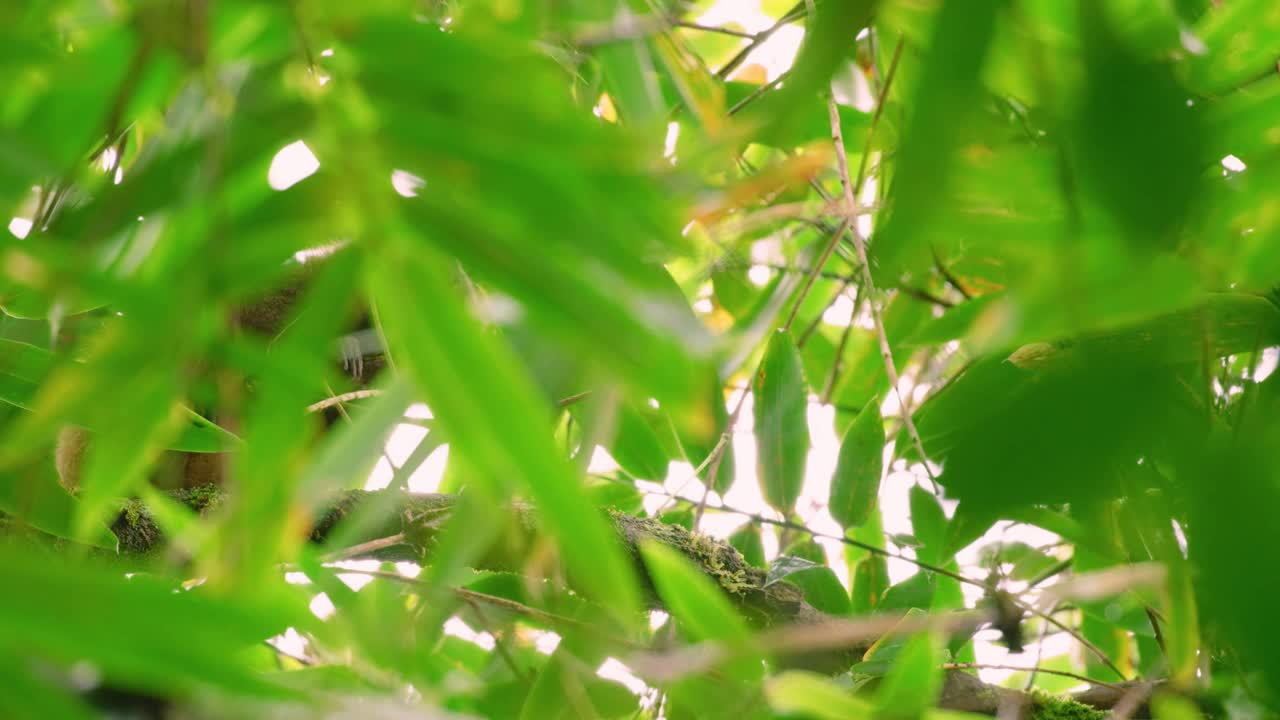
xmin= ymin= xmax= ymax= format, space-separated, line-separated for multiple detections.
xmin=556 ymin=390 xmax=594 ymax=408
xmin=933 ymin=246 xmax=972 ymax=300
xmin=1024 ymin=601 xmax=1058 ymax=691
xmin=850 ymin=38 xmax=905 ymax=200
xmin=1022 ymin=604 xmax=1128 ymax=682
xmin=323 ymin=532 xmax=406 ymax=562
xmin=630 ymin=609 xmax=989 ymax=681
xmin=716 ymin=2 xmax=806 ymax=79
xmin=342 ymin=568 xmax=638 ymax=649
xmin=944 ymin=663 xmax=1124 ymax=691
xmin=825 ymin=45 xmax=939 ymax=494
xmin=796 ymin=279 xmax=850 ymax=349
xmin=465 ymin=597 xmax=530 ymax=683
xmin=692 ymin=387 xmax=748 ymax=529
xmin=779 ymin=218 xmax=852 ymax=333
xmin=898 ymin=284 xmax=954 ymax=308
xmin=727 ymin=71 xmax=789 ymax=115
xmin=821 ymin=300 xmax=857 ymax=403
xmin=672 ymin=20 xmax=755 ymax=39
xmin=305 ymin=389 xmax=383 ymax=413
xmin=649 ymin=488 xmax=986 ymax=590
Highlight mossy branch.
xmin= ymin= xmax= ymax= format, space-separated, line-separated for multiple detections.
xmin=102 ymin=484 xmax=1145 ymax=718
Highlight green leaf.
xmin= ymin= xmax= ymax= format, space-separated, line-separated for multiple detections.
xmin=753 ymin=329 xmax=810 ymax=514
xmin=1071 ymin=3 xmax=1205 ymax=251
xmin=766 ymin=671 xmax=875 ymax=719
xmin=766 ymin=556 xmax=853 ymax=616
xmin=371 ymin=242 xmax=642 ymax=628
xmin=829 ymin=399 xmax=884 ymax=530
xmin=873 ymin=0 xmax=1007 ymax=278
xmin=1151 ymin=694 xmax=1205 ymax=720
xmin=684 ymin=368 xmax=735 ymax=496
xmin=640 ymin=541 xmax=761 ymax=682
xmin=850 ymin=555 xmax=889 ymax=614
xmin=1185 ymin=0 xmax=1280 ymax=94
xmin=880 ymin=572 xmax=937 ymax=613
xmin=909 ymin=485 xmax=948 ymax=564
xmin=599 ymin=399 xmax=672 ymax=482
xmin=348 ymin=20 xmax=712 ymax=410
xmin=519 ymin=648 xmax=638 ymax=720
xmin=729 ymin=523 xmax=766 ymax=568
xmin=0 ymin=544 xmax=302 ymax=699
xmin=874 ymin=631 xmax=945 ymax=717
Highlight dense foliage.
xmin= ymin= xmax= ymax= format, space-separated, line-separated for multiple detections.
xmin=2 ymin=1 xmax=1280 ymax=718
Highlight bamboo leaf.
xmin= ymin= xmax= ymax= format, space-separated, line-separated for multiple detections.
xmin=370 ymin=242 xmax=643 ymax=628
xmin=753 ymin=329 xmax=809 ymax=515
xmin=829 ymin=399 xmax=883 ymax=530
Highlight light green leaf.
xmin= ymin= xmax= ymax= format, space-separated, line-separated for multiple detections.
xmin=1186 ymin=0 xmax=1280 ymax=94
xmin=874 ymin=631 xmax=945 ymax=717
xmin=371 ymin=241 xmax=642 ymax=628
xmin=766 ymin=671 xmax=874 ymax=719
xmin=640 ymin=540 xmax=761 ymax=681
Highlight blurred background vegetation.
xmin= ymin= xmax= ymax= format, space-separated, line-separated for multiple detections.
xmin=2 ymin=0 xmax=1280 ymax=718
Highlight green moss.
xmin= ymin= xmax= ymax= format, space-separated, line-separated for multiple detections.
xmin=1030 ymin=693 xmax=1108 ymax=720
xmin=171 ymin=484 xmax=224 ymax=513
xmin=121 ymin=498 xmax=148 ymax=528
xmin=611 ymin=511 xmax=762 ymax=596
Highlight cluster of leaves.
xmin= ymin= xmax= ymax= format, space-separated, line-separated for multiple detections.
xmin=2 ymin=0 xmax=1280 ymax=718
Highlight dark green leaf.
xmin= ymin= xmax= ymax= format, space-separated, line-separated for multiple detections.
xmin=829 ymin=399 xmax=883 ymax=530
xmin=753 ymin=329 xmax=810 ymax=514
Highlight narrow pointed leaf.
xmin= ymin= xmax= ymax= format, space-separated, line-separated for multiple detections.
xmin=371 ymin=242 xmax=642 ymax=627
xmin=753 ymin=329 xmax=809 ymax=514
xmin=829 ymin=399 xmax=884 ymax=530
xmin=640 ymin=541 xmax=761 ymax=681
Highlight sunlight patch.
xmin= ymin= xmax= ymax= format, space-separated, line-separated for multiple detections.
xmin=8 ymin=217 xmax=32 ymax=239
xmin=268 ymin=140 xmax=320 ymax=190
xmin=597 ymin=658 xmax=648 ymax=695
xmin=391 ymin=169 xmax=425 ymax=197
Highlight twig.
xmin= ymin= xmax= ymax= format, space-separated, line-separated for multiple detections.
xmin=825 ymin=45 xmax=939 ymax=494
xmin=323 ymin=532 xmax=406 ymax=562
xmin=944 ymin=663 xmax=1123 ymax=691
xmin=672 ymin=20 xmax=755 ymax=40
xmin=644 ymin=480 xmax=1130 ymax=680
xmin=1145 ymin=606 xmax=1168 ymax=665
xmin=340 ymin=568 xmax=638 ymax=649
xmin=1023 ymin=602 xmax=1057 ymax=690
xmin=556 ymin=390 xmax=594 ymax=408
xmin=821 ymin=313 xmax=856 ymax=404
xmin=796 ymin=279 xmax=850 ymax=349
xmin=779 ymin=218 xmax=852 ymax=333
xmin=898 ymin=284 xmax=954 ymax=308
xmin=692 ymin=388 xmax=748 ymax=529
xmin=1109 ymin=681 xmax=1155 ymax=720
xmin=306 ymin=389 xmax=384 ymax=413
xmin=697 ymin=184 xmax=853 ymax=531
xmin=464 ymin=597 xmax=530 ymax=683
xmin=933 ymin=246 xmax=972 ymax=300
xmin=629 ymin=609 xmax=988 ymax=681
xmin=727 ymin=71 xmax=789 ymax=115
xmin=716 ymin=2 xmax=806 ymax=79
xmin=850 ymin=38 xmax=904 ymax=200
xmin=644 ymin=487 xmax=986 ymax=589
xmin=1021 ymin=604 xmax=1128 ymax=682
